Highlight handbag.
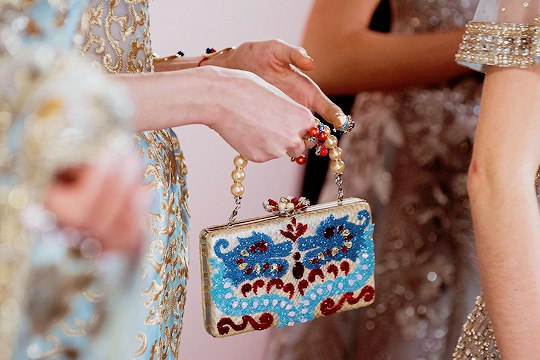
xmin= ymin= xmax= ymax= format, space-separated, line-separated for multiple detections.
xmin=199 ymin=129 xmax=375 ymax=338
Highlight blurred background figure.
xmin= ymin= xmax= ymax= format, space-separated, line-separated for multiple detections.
xmin=267 ymin=1 xmax=483 ymax=359
xmin=0 ymin=1 xmax=147 ymax=358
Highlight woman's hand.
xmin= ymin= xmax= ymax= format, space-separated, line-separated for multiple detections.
xmin=44 ymin=153 xmax=147 ymax=254
xmin=118 ymin=66 xmax=317 ymax=162
xmin=208 ymin=40 xmax=347 ymax=129
xmin=206 ymin=68 xmax=317 ymax=162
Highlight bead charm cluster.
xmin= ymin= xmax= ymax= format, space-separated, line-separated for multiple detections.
xmin=294 ymin=120 xmax=345 ymax=175
xmin=263 ymin=196 xmax=311 ymax=217
xmin=231 ymin=155 xmax=247 ymax=197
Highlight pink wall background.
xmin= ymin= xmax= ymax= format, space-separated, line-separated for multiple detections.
xmin=150 ymin=1 xmax=313 ymax=359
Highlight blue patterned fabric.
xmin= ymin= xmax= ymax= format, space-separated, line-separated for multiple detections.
xmin=1 ymin=0 xmax=147 ymax=358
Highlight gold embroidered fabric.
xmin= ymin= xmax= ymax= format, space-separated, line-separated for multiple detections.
xmin=456 ymin=20 xmax=539 ymax=69
xmin=0 ymin=1 xmax=141 ymax=357
xmin=80 ymin=1 xmax=190 ymax=358
xmin=81 ymin=0 xmax=152 ymax=73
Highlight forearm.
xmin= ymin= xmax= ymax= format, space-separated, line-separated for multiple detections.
xmin=302 ymin=0 xmax=473 ymax=94
xmin=153 ymin=51 xmax=233 ymax=72
xmin=303 ymin=29 xmax=471 ymax=94
xmin=468 ymin=66 xmax=540 ymax=357
xmin=112 ymin=66 xmax=229 ymax=131
xmin=153 ymin=56 xmax=205 ymax=72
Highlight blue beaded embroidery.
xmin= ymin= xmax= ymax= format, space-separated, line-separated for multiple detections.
xmin=298 ymin=210 xmax=371 ymax=269
xmin=209 ymin=209 xmax=375 ymax=328
xmin=214 ymin=232 xmax=293 ymax=286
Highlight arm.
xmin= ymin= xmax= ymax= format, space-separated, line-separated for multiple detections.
xmin=153 ymin=40 xmax=345 ymax=127
xmin=467 ymin=65 xmax=540 ymax=357
xmin=113 ymin=66 xmax=315 ymax=162
xmin=302 ymin=0 xmax=473 ymax=94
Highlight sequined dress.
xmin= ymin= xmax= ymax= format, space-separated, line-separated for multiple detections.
xmin=267 ymin=1 xmax=483 ymax=359
xmin=453 ymin=1 xmax=540 ymax=358
xmin=80 ymin=1 xmax=190 ymax=358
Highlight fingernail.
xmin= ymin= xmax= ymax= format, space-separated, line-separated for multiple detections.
xmin=299 ymin=47 xmax=314 ymax=61
xmin=337 ymin=113 xmax=348 ymax=126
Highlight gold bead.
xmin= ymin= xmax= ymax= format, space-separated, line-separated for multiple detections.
xmin=329 ymin=147 xmax=343 ymax=160
xmin=231 ymin=169 xmax=245 ymax=182
xmin=233 ymin=155 xmax=248 ymax=168
xmin=323 ymin=125 xmax=331 ymax=134
xmin=324 ymin=135 xmax=338 ymax=149
xmin=331 ymin=159 xmax=345 ymax=174
xmin=231 ymin=182 xmax=245 ymax=197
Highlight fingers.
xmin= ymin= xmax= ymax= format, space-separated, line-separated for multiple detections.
xmin=299 ymin=76 xmax=346 ymax=130
xmin=44 ymin=166 xmax=98 ymax=230
xmin=88 ymin=155 xmax=142 ymax=250
xmin=273 ymin=40 xmax=315 ymax=71
xmin=286 ymin=138 xmax=307 ymax=159
xmin=44 ymin=153 xmax=147 ymax=255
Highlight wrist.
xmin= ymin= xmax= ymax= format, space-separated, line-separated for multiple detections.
xmin=198 ymin=47 xmax=236 ymax=68
xmin=184 ymin=66 xmax=241 ymax=128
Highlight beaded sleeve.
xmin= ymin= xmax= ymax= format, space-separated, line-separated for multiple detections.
xmin=456 ymin=0 xmax=540 ymax=71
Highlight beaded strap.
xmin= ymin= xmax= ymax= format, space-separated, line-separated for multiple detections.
xmin=227 ymin=124 xmax=346 ymax=226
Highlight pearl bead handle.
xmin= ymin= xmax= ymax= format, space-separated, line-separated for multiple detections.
xmin=227 ymin=129 xmax=345 ymax=226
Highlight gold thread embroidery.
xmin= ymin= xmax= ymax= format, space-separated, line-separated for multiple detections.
xmin=80 ymin=1 xmax=189 ymax=356
xmin=81 ymin=0 xmax=151 ymax=73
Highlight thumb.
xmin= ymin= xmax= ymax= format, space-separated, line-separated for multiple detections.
xmin=274 ymin=41 xmax=315 ymax=71
xmin=308 ymin=87 xmax=348 ymax=130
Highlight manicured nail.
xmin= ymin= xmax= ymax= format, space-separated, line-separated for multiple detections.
xmin=337 ymin=113 xmax=348 ymax=126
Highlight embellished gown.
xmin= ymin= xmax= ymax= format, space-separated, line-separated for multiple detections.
xmin=453 ymin=1 xmax=540 ymax=358
xmin=81 ymin=0 xmax=190 ymax=358
xmin=267 ymin=1 xmax=483 ymax=359
xmin=0 ymin=0 xmax=190 ymax=358
xmin=1 ymin=0 xmax=144 ymax=358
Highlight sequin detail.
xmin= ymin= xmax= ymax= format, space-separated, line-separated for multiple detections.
xmin=456 ymin=20 xmax=539 ymax=69
xmin=453 ymin=294 xmax=501 ymax=359
xmin=298 ymin=210 xmax=371 ymax=269
xmin=215 ymin=233 xmax=293 ymax=285
xmin=204 ymin=206 xmax=375 ymax=337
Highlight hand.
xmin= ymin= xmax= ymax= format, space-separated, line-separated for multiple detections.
xmin=206 ymin=67 xmax=317 ymax=162
xmin=44 ymin=153 xmax=147 ymax=254
xmin=211 ymin=40 xmax=347 ymax=129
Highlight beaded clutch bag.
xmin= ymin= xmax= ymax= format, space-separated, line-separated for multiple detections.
xmin=199 ymin=129 xmax=375 ymax=338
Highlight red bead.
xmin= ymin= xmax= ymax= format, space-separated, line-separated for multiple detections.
xmin=319 ymin=147 xmax=329 ymax=157
xmin=308 ymin=127 xmax=320 ymax=137
xmin=295 ymin=155 xmax=307 ymax=165
xmin=318 ymin=131 xmax=328 ymax=141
